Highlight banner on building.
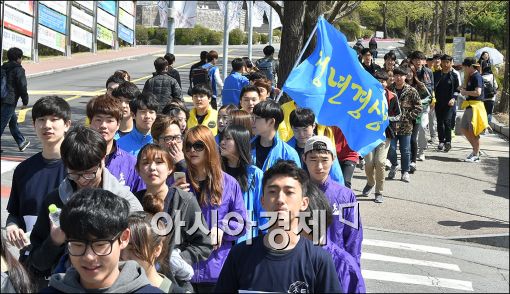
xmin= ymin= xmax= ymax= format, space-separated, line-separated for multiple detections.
xmin=3 ymin=5 xmax=34 ymax=37
xmin=39 ymin=1 xmax=67 ymax=15
xmin=72 ymin=5 xmax=94 ymax=28
xmin=71 ymin=24 xmax=93 ymax=48
xmin=118 ymin=24 xmax=134 ymax=44
xmin=2 ymin=29 xmax=33 ymax=57
xmin=98 ymin=0 xmax=117 ymax=15
xmin=119 ymin=8 xmax=134 ymax=30
xmin=97 ymin=24 xmax=114 ymax=46
xmin=97 ymin=8 xmax=116 ymax=31
xmin=38 ymin=24 xmax=66 ymax=52
xmin=5 ymin=1 xmax=34 ymax=16
xmin=75 ymin=1 xmax=94 ymax=12
xmin=119 ymin=1 xmax=135 ymax=15
xmin=39 ymin=3 xmax=67 ymax=34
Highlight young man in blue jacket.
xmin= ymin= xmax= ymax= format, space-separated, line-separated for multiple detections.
xmin=221 ymin=58 xmax=250 ymax=106
xmin=251 ymin=100 xmax=301 ymax=171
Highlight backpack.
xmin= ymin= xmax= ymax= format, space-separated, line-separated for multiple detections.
xmin=190 ymin=64 xmax=212 ymax=88
xmin=483 ymin=76 xmax=496 ymax=98
xmin=1 ymin=67 xmax=9 ymax=101
xmin=257 ymin=58 xmax=274 ymax=82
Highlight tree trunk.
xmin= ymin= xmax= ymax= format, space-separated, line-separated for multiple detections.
xmin=382 ymin=1 xmax=388 ymax=38
xmin=439 ymin=0 xmax=448 ymax=52
xmin=302 ymin=1 xmax=325 ymax=62
xmin=276 ymin=1 xmax=306 ymax=89
xmin=497 ymin=0 xmax=509 ymax=113
xmin=432 ymin=1 xmax=439 ymax=45
xmin=454 ymin=0 xmax=460 ymax=36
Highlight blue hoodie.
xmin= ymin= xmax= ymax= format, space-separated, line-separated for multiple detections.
xmin=117 ymin=126 xmax=153 ymax=156
xmin=250 ymin=134 xmax=302 ymax=172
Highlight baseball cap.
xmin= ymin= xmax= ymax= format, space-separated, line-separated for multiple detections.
xmin=462 ymin=57 xmax=479 ymax=67
xmin=304 ymin=136 xmax=337 ymax=159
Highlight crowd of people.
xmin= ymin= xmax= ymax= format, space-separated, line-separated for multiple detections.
xmin=0 ymin=41 xmax=495 ymax=293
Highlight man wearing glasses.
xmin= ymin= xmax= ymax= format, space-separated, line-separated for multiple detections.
xmin=25 ymin=126 xmax=142 ymax=291
xmin=41 ymin=188 xmax=162 ymax=293
xmin=151 ymin=114 xmax=188 ymax=173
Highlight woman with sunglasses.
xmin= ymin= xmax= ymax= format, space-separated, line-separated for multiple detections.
xmin=184 ymin=125 xmax=247 ymax=293
xmin=219 ymin=125 xmax=264 ymax=243
xmin=135 ymin=144 xmax=213 ymax=291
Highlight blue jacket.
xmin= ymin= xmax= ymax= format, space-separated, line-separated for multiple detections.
xmin=116 ymin=126 xmax=153 ymax=156
xmin=236 ymin=165 xmax=264 ymax=243
xmin=189 ymin=172 xmax=247 ymax=283
xmin=221 ymin=72 xmax=249 ymax=106
xmin=287 ymin=137 xmax=345 ymax=185
xmin=250 ymin=134 xmax=302 ymax=172
xmin=319 ymin=176 xmax=363 ymax=266
xmin=106 ymin=140 xmax=146 ymax=193
xmin=202 ymin=63 xmax=219 ymax=97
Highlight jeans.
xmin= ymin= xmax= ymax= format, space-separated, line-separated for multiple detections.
xmin=340 ymin=160 xmax=356 ymax=189
xmin=388 ymin=135 xmax=411 ymax=173
xmin=483 ymin=100 xmax=495 ymax=124
xmin=427 ymin=105 xmax=436 ymax=139
xmin=365 ymin=139 xmax=391 ymax=194
xmin=436 ymin=106 xmax=454 ymax=143
xmin=410 ymin=122 xmax=419 ymax=163
xmin=1 ymin=103 xmax=26 ymax=147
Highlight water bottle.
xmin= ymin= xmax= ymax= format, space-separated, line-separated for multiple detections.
xmin=48 ymin=204 xmax=61 ymax=227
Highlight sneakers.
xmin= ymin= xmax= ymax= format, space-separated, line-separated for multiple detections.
xmin=409 ymin=162 xmax=417 ymax=174
xmin=385 ymin=159 xmax=393 ymax=171
xmin=361 ymin=184 xmax=374 ymax=197
xmin=401 ymin=172 xmax=410 ymax=182
xmin=437 ymin=142 xmax=445 ymax=151
xmin=374 ymin=193 xmax=384 ymax=203
xmin=19 ymin=140 xmax=30 ymax=152
xmin=387 ymin=166 xmax=397 ymax=179
xmin=417 ymin=154 xmax=426 ymax=161
xmin=444 ymin=142 xmax=451 ymax=152
xmin=357 ymin=158 xmax=366 ymax=170
xmin=465 ymin=154 xmax=480 ymax=163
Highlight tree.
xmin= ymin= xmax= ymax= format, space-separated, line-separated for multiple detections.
xmin=265 ymin=1 xmax=361 ymax=89
xmin=439 ymin=0 xmax=448 ymax=52
xmin=498 ymin=0 xmax=509 ymax=113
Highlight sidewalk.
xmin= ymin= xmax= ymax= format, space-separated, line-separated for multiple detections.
xmin=24 ymin=45 xmax=166 ymax=78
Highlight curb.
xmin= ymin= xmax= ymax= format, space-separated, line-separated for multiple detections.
xmin=27 ymin=49 xmax=166 ymax=78
xmin=490 ymin=119 xmax=509 ymax=139
xmin=365 ymin=226 xmax=510 ymax=249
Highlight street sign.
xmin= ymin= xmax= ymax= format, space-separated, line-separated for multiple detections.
xmin=453 ymin=37 xmax=465 ymax=65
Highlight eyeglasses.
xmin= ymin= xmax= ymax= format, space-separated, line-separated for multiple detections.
xmin=67 ymin=164 xmax=101 ymax=181
xmin=185 ymin=141 xmax=206 ymax=152
xmin=66 ymin=232 xmax=122 ymax=256
xmin=161 ymin=134 xmax=183 ymax=143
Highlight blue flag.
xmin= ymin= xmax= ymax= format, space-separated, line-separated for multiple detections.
xmin=282 ymin=16 xmax=389 ymax=156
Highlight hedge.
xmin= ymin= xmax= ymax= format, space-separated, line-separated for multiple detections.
xmin=136 ymin=25 xmax=222 ymax=45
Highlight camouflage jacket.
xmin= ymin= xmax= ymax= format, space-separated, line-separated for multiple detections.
xmin=388 ymin=83 xmax=422 ymax=135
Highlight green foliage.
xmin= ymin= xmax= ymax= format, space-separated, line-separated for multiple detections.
xmin=273 ymin=29 xmax=282 ymax=37
xmin=229 ymin=29 xmax=244 ymax=45
xmin=135 ymin=25 xmax=149 ymax=45
xmin=260 ymin=33 xmax=269 ymax=44
xmin=445 ymin=41 xmax=495 ymax=59
xmin=243 ymin=32 xmax=260 ymax=44
xmin=335 ymin=21 xmax=361 ymax=41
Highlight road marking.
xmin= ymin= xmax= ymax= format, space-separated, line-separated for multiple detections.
xmin=362 ymin=252 xmax=461 ymax=272
xmin=1 ymin=160 xmax=20 ymax=174
xmin=363 ymin=239 xmax=453 ymax=255
xmin=17 ymin=95 xmax=81 ymax=123
xmin=362 ymin=270 xmax=473 ymax=291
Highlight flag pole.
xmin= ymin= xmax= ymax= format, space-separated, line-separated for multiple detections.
xmin=275 ymin=15 xmax=322 ymax=103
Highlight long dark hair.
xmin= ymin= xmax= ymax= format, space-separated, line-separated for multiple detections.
xmin=1 ymin=235 xmax=35 ymax=293
xmin=221 ymin=125 xmax=252 ymax=193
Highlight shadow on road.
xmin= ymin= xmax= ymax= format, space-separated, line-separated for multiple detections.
xmin=480 ymin=156 xmax=510 ymax=200
xmin=423 ymin=155 xmax=462 ymax=163
xmin=438 ymin=220 xmax=510 ymax=230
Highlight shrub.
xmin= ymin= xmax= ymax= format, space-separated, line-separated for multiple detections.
xmin=136 ymin=25 xmax=149 ymax=45
xmin=229 ymin=28 xmax=244 ymax=45
xmin=260 ymin=33 xmax=269 ymax=44
xmin=335 ymin=20 xmax=361 ymax=41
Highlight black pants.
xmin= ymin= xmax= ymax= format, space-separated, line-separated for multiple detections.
xmin=484 ymin=100 xmax=495 ymax=123
xmin=436 ymin=106 xmax=454 ymax=143
xmin=340 ymin=160 xmax=356 ymax=189
xmin=410 ymin=121 xmax=419 ymax=163
xmin=192 ymin=283 xmax=216 ymax=293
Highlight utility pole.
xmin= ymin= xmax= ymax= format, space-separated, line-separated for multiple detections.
xmin=247 ymin=0 xmax=253 ymax=60
xmin=222 ymin=1 xmax=230 ymax=80
xmin=166 ymin=1 xmax=175 ymax=54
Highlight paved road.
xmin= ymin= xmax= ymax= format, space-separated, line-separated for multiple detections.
xmin=1 ymin=42 xmax=509 ymax=293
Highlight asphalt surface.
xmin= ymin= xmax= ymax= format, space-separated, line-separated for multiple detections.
xmin=1 ymin=42 xmax=508 ymax=293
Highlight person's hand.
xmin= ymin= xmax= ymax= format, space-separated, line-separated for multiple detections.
xmin=20 ymin=105 xmax=28 ymax=110
xmin=50 ymin=221 xmax=66 ymax=246
xmin=172 ymin=176 xmax=190 ymax=192
xmin=168 ymin=141 xmax=184 ymax=163
xmin=448 ymin=98 xmax=455 ymax=107
xmin=6 ymin=224 xmax=29 ymax=249
xmin=460 ymin=89 xmax=468 ymax=96
xmin=273 ymin=87 xmax=281 ymax=95
xmin=210 ymin=226 xmax=224 ymax=250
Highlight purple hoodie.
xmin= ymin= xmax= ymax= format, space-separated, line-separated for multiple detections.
xmin=319 ymin=176 xmax=363 ymax=266
xmin=323 ymin=242 xmax=366 ymax=293
xmin=105 ymin=141 xmax=146 ymax=193
xmin=189 ymin=172 xmax=247 ymax=283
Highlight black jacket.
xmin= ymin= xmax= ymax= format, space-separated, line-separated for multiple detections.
xmin=167 ymin=67 xmax=182 ymax=87
xmin=2 ymin=61 xmax=29 ymax=106
xmin=142 ymin=72 xmax=183 ymax=105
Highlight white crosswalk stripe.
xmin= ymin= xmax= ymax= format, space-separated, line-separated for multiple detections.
xmin=362 ymin=238 xmax=473 ymax=291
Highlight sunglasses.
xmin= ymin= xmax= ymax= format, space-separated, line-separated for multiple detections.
xmin=185 ymin=141 xmax=206 ymax=152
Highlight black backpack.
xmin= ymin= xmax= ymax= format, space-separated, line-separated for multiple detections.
xmin=256 ymin=58 xmax=274 ymax=82
xmin=1 ymin=67 xmax=10 ymax=101
xmin=483 ymin=76 xmax=496 ymax=98
xmin=190 ymin=64 xmax=212 ymax=88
